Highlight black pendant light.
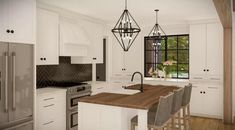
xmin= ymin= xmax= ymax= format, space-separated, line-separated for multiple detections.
xmin=148 ymin=9 xmax=166 ymax=46
xmin=111 ymin=0 xmax=141 ymax=51
xmin=148 ymin=9 xmax=166 ymax=72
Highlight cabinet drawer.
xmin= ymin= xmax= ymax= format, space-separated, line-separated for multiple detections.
xmin=37 ymin=95 xmax=56 ymax=105
xmin=37 ymin=120 xmax=56 ymax=130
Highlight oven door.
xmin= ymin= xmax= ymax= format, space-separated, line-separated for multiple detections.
xmin=69 ymin=94 xmax=90 ymax=110
xmin=70 ymin=111 xmax=78 ymax=130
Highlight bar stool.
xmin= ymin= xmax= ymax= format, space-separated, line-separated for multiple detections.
xmin=171 ymin=88 xmax=184 ymax=130
xmin=181 ymin=83 xmax=192 ymax=130
xmin=131 ymin=92 xmax=174 ymax=130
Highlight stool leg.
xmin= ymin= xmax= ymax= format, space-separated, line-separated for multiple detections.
xmin=178 ymin=112 xmax=181 ymax=130
xmin=187 ymin=105 xmax=191 ymax=130
xmin=131 ymin=123 xmax=135 ymax=130
xmin=183 ymin=107 xmax=187 ymax=130
xmin=172 ymin=116 xmax=175 ymax=130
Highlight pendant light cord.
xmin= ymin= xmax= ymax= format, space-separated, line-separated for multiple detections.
xmin=125 ymin=0 xmax=127 ymax=10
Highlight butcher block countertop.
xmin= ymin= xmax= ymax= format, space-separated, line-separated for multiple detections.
xmin=79 ymin=84 xmax=179 ymax=110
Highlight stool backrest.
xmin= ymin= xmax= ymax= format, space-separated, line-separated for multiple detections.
xmin=182 ymin=83 xmax=192 ymax=106
xmin=154 ymin=92 xmax=174 ymax=126
xmin=171 ymin=87 xmax=184 ymax=114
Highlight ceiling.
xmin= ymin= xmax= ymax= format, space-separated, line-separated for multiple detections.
xmin=37 ymin=0 xmax=219 ymax=26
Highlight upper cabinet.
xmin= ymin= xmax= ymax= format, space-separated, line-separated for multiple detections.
xmin=0 ymin=0 xmax=36 ymax=44
xmin=71 ymin=20 xmax=104 ymax=64
xmin=112 ymin=35 xmax=142 ymax=77
xmin=59 ymin=18 xmax=91 ymax=57
xmin=190 ymin=22 xmax=223 ymax=82
xmin=36 ymin=8 xmax=59 ymax=65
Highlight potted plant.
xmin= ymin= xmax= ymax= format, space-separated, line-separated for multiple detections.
xmin=163 ymin=60 xmax=177 ymax=79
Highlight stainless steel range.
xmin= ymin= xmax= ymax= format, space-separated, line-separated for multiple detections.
xmin=52 ymin=82 xmax=91 ymax=130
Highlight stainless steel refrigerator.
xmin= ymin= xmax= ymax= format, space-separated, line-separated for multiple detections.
xmin=0 ymin=43 xmax=34 ymax=130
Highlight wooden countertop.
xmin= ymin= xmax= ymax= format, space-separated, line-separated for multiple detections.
xmin=79 ymin=84 xmax=179 ymax=110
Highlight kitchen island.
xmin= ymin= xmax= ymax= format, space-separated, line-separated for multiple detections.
xmin=78 ymin=84 xmax=178 ymax=130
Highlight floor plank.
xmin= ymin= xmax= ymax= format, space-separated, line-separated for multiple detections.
xmin=190 ymin=116 xmax=235 ymax=130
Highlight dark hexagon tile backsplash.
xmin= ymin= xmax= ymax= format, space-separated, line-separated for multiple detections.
xmin=37 ymin=57 xmax=92 ymax=88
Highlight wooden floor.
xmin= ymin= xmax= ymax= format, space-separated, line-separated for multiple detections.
xmin=190 ymin=116 xmax=235 ymax=130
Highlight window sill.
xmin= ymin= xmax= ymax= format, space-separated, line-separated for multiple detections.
xmin=144 ymin=77 xmax=189 ymax=83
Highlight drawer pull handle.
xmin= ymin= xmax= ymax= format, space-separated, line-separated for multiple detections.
xmin=208 ymin=87 xmax=218 ymax=89
xmin=193 ymin=77 xmax=203 ymax=79
xmin=43 ymin=104 xmax=55 ymax=108
xmin=210 ymin=78 xmax=220 ymax=80
xmin=97 ymin=87 xmax=104 ymax=90
xmin=43 ymin=97 xmax=54 ymax=101
xmin=43 ymin=121 xmax=54 ymax=125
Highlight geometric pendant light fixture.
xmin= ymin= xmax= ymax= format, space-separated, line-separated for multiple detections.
xmin=148 ymin=9 xmax=166 ymax=72
xmin=148 ymin=9 xmax=166 ymax=46
xmin=111 ymin=0 xmax=141 ymax=51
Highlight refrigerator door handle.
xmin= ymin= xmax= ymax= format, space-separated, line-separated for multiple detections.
xmin=12 ymin=52 xmax=16 ymax=111
xmin=4 ymin=52 xmax=8 ymax=113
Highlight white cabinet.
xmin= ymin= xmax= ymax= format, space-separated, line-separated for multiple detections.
xmin=71 ymin=20 xmax=104 ymax=64
xmin=190 ymin=83 xmax=223 ymax=118
xmin=59 ymin=18 xmax=90 ymax=57
xmin=0 ymin=0 xmax=36 ymax=44
xmin=36 ymin=8 xmax=59 ymax=65
xmin=112 ymin=35 xmax=142 ymax=77
xmin=36 ymin=88 xmax=66 ymax=130
xmin=190 ymin=23 xmax=223 ymax=81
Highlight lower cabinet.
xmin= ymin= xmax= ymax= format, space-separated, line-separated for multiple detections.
xmin=36 ymin=88 xmax=66 ymax=130
xmin=190 ymin=82 xmax=223 ymax=118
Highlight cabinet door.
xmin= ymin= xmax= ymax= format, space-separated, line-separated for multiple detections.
xmin=124 ymin=36 xmax=142 ymax=75
xmin=112 ymin=36 xmax=125 ymax=75
xmin=8 ymin=0 xmax=36 ymax=44
xmin=202 ymin=85 xmax=223 ymax=117
xmin=89 ymin=22 xmax=104 ymax=64
xmin=36 ymin=8 xmax=59 ymax=65
xmin=0 ymin=0 xmax=9 ymax=42
xmin=190 ymin=84 xmax=203 ymax=115
xmin=206 ymin=23 xmax=223 ymax=80
xmin=189 ymin=24 xmax=207 ymax=80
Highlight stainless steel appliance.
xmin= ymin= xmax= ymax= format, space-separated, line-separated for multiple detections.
xmin=52 ymin=82 xmax=91 ymax=130
xmin=0 ymin=43 xmax=34 ymax=130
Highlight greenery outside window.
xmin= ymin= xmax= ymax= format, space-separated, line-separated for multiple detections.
xmin=144 ymin=34 xmax=189 ymax=79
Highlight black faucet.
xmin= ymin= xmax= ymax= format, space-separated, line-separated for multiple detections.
xmin=131 ymin=72 xmax=144 ymax=93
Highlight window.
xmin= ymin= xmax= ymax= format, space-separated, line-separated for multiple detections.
xmin=144 ymin=34 xmax=189 ymax=79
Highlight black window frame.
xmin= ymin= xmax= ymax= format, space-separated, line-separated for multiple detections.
xmin=144 ymin=34 xmax=190 ymax=79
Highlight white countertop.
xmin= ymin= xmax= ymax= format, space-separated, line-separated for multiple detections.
xmin=37 ymin=87 xmax=67 ymax=95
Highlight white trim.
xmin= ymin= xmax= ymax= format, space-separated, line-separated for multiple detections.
xmin=187 ymin=19 xmax=220 ymax=25
xmin=37 ymin=2 xmax=106 ymax=25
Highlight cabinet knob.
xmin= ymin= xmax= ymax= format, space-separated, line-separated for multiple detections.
xmin=203 ymin=91 xmax=206 ymax=94
xmin=207 ymin=69 xmax=209 ymax=72
xmin=93 ymin=58 xmax=97 ymax=60
xmin=200 ymin=91 xmax=202 ymax=94
xmin=44 ymin=58 xmax=46 ymax=60
xmin=203 ymin=69 xmax=206 ymax=72
xmin=6 ymin=29 xmax=10 ymax=33
xmin=40 ymin=58 xmax=43 ymax=60
xmin=11 ymin=30 xmax=14 ymax=34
